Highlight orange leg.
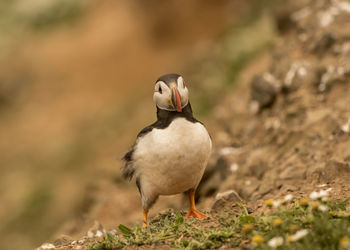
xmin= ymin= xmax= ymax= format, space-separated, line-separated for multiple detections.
xmin=142 ymin=210 xmax=148 ymax=227
xmin=185 ymin=192 xmax=210 ymax=219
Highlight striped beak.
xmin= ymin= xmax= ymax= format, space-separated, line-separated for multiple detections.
xmin=171 ymin=86 xmax=182 ymax=112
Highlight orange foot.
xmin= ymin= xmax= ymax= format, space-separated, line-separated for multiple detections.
xmin=142 ymin=210 xmax=148 ymax=227
xmin=185 ymin=209 xmax=211 ymax=219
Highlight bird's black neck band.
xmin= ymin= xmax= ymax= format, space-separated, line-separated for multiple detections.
xmin=156 ymin=103 xmax=197 ymax=124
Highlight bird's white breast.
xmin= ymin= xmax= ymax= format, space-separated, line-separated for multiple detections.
xmin=133 ymin=118 xmax=212 ymax=195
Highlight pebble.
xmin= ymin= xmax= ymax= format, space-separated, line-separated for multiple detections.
xmin=36 ymin=243 xmax=55 ymax=250
xmin=218 ymin=147 xmax=243 ymax=156
xmin=108 ymin=229 xmax=117 ymax=235
xmin=341 ymin=118 xmax=350 ymax=133
xmin=230 ymin=163 xmax=239 ymax=172
xmin=95 ymin=230 xmax=103 ymax=237
xmin=87 ymin=230 xmax=94 ymax=238
xmin=78 ymin=239 xmax=85 ymax=244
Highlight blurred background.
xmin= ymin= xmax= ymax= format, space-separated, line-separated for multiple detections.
xmin=0 ymin=0 xmax=281 ymax=249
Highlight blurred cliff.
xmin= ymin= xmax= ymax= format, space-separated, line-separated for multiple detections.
xmin=0 ymin=0 xmax=280 ymax=249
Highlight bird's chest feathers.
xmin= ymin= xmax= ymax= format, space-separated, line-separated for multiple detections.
xmin=159 ymin=120 xmax=209 ymax=159
xmin=134 ymin=118 xmax=211 ymax=181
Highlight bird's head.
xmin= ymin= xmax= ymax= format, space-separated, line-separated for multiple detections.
xmin=153 ymin=74 xmax=189 ymax=112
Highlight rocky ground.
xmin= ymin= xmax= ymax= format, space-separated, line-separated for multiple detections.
xmin=200 ymin=0 xmax=350 ymax=209
xmin=37 ymin=0 xmax=350 ymax=249
xmin=0 ymin=1 xmax=243 ymax=249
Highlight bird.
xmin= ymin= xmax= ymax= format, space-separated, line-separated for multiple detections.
xmin=122 ymin=73 xmax=212 ymax=227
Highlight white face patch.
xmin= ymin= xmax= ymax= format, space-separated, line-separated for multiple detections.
xmin=153 ymin=76 xmax=189 ymax=111
xmin=176 ymin=76 xmax=189 ymax=108
xmin=153 ymin=81 xmax=172 ymax=110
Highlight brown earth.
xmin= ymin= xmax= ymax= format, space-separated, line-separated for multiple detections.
xmin=36 ymin=0 xmax=350 ymax=249
xmin=1 ymin=1 xmax=259 ymax=249
xmin=2 ymin=0 xmax=347 ymax=249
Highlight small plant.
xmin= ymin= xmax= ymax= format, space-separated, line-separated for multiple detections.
xmin=89 ymin=196 xmax=350 ymax=249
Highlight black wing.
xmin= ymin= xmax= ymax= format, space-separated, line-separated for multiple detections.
xmin=121 ymin=122 xmax=158 ymax=181
xmin=121 ymin=102 xmax=199 ymax=181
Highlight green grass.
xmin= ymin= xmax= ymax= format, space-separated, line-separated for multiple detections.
xmin=89 ymin=210 xmax=238 ymax=250
xmin=88 ymin=198 xmax=350 ymax=250
xmin=27 ymin=0 xmax=83 ymax=31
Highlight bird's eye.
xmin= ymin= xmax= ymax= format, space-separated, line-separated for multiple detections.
xmin=158 ymin=86 xmax=162 ymax=94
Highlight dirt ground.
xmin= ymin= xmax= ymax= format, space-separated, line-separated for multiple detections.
xmin=36 ymin=0 xmax=350 ymax=249
xmin=1 ymin=1 xmax=256 ymax=249
xmin=2 ymin=0 xmax=349 ymax=249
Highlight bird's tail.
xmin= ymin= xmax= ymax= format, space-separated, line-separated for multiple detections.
xmin=121 ymin=148 xmax=135 ymax=181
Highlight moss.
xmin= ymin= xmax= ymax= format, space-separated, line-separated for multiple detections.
xmin=26 ymin=1 xmax=84 ymax=31
xmin=6 ymin=185 xmax=53 ymax=242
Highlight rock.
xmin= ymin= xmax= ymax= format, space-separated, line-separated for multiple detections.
xmin=309 ymin=32 xmax=336 ymax=54
xmin=280 ymin=184 xmax=300 ymax=192
xmin=108 ymin=229 xmax=117 ymax=235
xmin=264 ymin=117 xmax=281 ymax=130
xmin=328 ymin=159 xmax=350 ymax=174
xmin=341 ymin=118 xmax=350 ymax=133
xmin=87 ymin=230 xmax=94 ymax=238
xmin=215 ymin=190 xmax=241 ymax=200
xmin=273 ymin=4 xmax=296 ymax=34
xmin=307 ymin=160 xmax=350 ymax=183
xmin=257 ymin=170 xmax=277 ymax=197
xmin=258 ymin=182 xmax=273 ymax=197
xmin=250 ymin=73 xmax=279 ymax=110
xmin=304 ymin=108 xmax=331 ymax=128
xmin=36 ymin=243 xmax=55 ymax=250
xmin=53 ymin=235 xmax=72 ymax=247
xmin=282 ymin=61 xmax=310 ymax=91
xmin=240 ymin=149 xmax=268 ymax=179
xmin=87 ymin=220 xmax=106 ymax=238
xmin=316 ymin=65 xmax=347 ymax=92
xmin=211 ymin=190 xmax=242 ymax=212
xmin=217 ymin=174 xmax=237 ymax=193
xmin=199 ymin=172 xmax=223 ymax=200
xmin=246 ymin=161 xmax=267 ymax=180
xmin=250 ymin=191 xmax=263 ymax=201
xmin=279 ymin=166 xmax=306 ymax=180
xmin=345 ymin=155 xmax=350 ymax=162
xmin=78 ymin=238 xmax=85 ymax=244
xmin=197 ymin=156 xmax=229 ymax=199
xmin=239 ymin=178 xmax=260 ymax=200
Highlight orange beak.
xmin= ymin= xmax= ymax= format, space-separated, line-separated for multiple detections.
xmin=171 ymin=86 xmax=182 ymax=112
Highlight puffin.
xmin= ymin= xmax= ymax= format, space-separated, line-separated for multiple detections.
xmin=122 ymin=73 xmax=212 ymax=227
